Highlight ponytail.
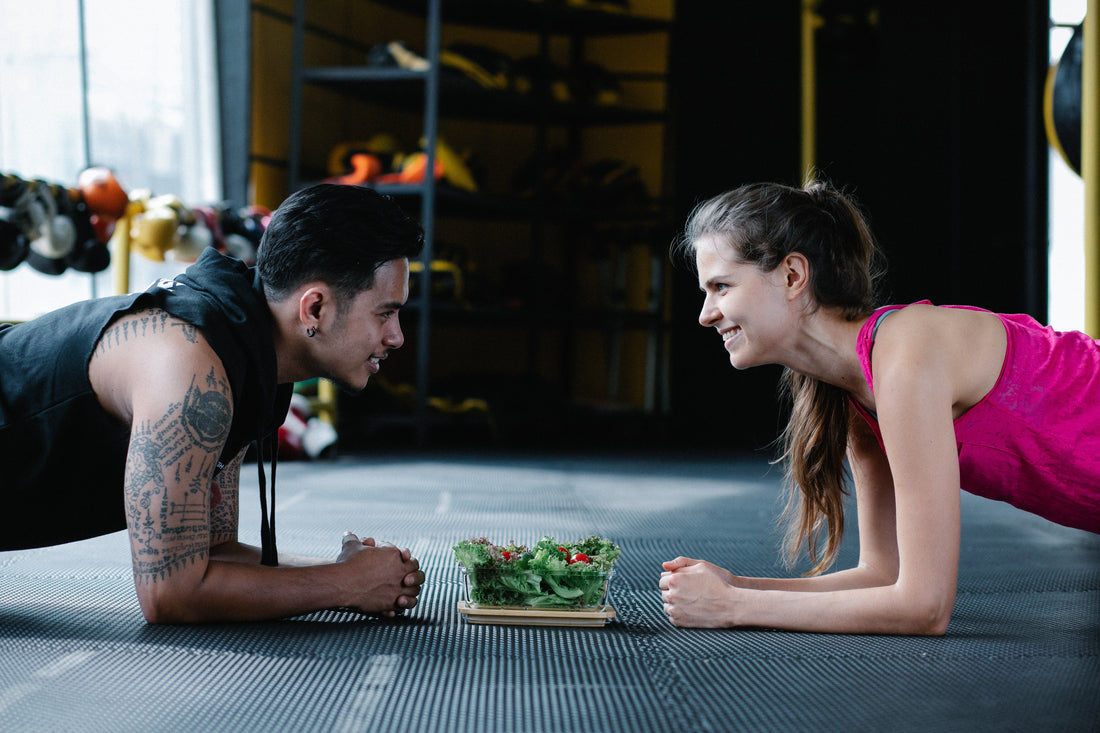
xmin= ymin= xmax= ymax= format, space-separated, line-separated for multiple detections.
xmin=777 ymin=370 xmax=851 ymax=574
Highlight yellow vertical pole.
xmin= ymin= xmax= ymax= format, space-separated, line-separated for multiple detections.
xmin=316 ymin=378 xmax=337 ymax=425
xmin=111 ymin=201 xmax=142 ymax=296
xmin=1085 ymin=2 xmax=1100 ymax=335
xmin=801 ymin=0 xmax=822 ymax=183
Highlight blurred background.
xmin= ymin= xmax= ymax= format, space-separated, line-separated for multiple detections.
xmin=0 ymin=0 xmax=1089 ymax=456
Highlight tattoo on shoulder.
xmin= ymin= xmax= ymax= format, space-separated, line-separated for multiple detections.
xmin=95 ymin=308 xmax=199 ymax=355
xmin=125 ymin=370 xmax=234 ymax=583
xmin=184 ymin=369 xmax=232 ymax=448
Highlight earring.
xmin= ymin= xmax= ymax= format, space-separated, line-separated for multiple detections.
xmin=306 ymin=326 xmax=316 ymax=338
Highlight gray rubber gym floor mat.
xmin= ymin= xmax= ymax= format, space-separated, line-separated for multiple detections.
xmin=2 ymin=454 xmax=1097 ymax=732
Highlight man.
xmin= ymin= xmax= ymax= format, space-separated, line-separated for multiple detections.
xmin=1 ymin=183 xmax=425 ymax=623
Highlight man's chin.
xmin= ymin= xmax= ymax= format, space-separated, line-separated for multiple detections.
xmin=327 ymin=374 xmax=368 ymax=395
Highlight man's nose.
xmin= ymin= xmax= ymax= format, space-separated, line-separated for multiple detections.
xmin=385 ymin=319 xmax=404 ymax=349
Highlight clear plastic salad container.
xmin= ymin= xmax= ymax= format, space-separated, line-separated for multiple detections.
xmin=453 ymin=535 xmax=620 ymax=610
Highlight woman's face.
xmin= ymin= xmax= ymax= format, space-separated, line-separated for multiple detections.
xmin=694 ymin=236 xmax=795 ymax=370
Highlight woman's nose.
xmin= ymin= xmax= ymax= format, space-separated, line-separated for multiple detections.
xmin=698 ymin=298 xmax=719 ymax=327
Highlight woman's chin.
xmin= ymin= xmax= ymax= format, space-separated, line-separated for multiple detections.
xmin=728 ymin=353 xmax=760 ymax=371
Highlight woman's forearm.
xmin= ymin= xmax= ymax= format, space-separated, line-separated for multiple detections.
xmin=734 ymin=562 xmax=896 ymax=592
xmin=661 ymin=561 xmax=952 ymax=634
xmin=731 ymin=582 xmax=952 ymax=635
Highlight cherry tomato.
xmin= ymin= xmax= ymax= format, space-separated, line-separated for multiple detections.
xmin=502 ymin=551 xmax=511 ymax=560
xmin=570 ymin=553 xmax=590 ymax=564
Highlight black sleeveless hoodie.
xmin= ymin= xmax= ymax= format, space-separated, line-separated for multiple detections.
xmin=0 ymin=249 xmax=292 ymax=555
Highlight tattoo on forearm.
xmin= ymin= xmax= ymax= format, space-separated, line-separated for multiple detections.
xmin=125 ymin=372 xmax=232 ymax=583
xmin=95 ymin=308 xmax=198 ymax=356
xmin=210 ymin=453 xmax=243 ymax=542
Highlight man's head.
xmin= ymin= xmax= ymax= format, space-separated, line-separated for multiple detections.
xmin=257 ymin=183 xmax=424 ymax=308
xmin=257 ymin=184 xmax=424 ymax=392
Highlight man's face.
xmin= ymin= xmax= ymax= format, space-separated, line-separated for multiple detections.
xmin=322 ymin=258 xmax=410 ymax=393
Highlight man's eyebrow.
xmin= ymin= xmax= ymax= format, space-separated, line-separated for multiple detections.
xmin=379 ymin=300 xmax=405 ymax=310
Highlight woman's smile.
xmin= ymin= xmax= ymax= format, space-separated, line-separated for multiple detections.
xmin=720 ymin=326 xmax=741 ymax=350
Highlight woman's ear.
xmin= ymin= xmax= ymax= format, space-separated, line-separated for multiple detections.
xmin=782 ymin=253 xmax=811 ymax=299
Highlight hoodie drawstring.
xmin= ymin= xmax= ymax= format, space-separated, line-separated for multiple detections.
xmin=256 ymin=432 xmax=279 ymax=566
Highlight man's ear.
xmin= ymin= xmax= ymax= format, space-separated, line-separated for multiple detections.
xmin=297 ymin=284 xmax=328 ymax=328
xmin=782 ymin=253 xmax=811 ymax=300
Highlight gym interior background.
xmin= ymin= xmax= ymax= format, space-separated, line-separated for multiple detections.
xmin=0 ymin=0 xmax=1084 ymax=455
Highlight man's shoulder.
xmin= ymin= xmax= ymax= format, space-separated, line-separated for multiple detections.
xmin=91 ymin=306 xmax=226 ymax=388
xmin=95 ymin=306 xmax=213 ymax=355
xmin=89 ymin=305 xmax=230 ymax=424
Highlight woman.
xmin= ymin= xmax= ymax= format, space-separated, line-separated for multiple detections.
xmin=659 ymin=181 xmax=1100 ymax=634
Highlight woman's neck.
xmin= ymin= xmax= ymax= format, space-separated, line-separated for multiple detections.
xmin=783 ymin=309 xmax=870 ymax=397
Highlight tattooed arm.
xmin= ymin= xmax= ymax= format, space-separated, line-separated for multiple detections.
xmin=207 ymin=449 xmax=345 ymax=567
xmin=209 ymin=449 xmax=244 ymax=548
xmin=89 ymin=308 xmax=423 ymax=623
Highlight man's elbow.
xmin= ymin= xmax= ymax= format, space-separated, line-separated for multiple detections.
xmin=140 ymin=604 xmax=172 ymax=625
xmin=136 ymin=586 xmax=204 ymax=625
xmin=139 ymin=602 xmax=192 ymax=625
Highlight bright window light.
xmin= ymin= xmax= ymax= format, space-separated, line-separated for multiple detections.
xmin=1047 ymin=0 xmax=1087 ymax=331
xmin=0 ymin=0 xmax=219 ymax=320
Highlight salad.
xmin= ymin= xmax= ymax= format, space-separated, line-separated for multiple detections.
xmin=453 ymin=535 xmax=620 ymax=609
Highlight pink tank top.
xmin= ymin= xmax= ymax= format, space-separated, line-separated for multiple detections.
xmin=851 ymin=301 xmax=1100 ymax=534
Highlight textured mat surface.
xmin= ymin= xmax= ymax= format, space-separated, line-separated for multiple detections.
xmin=2 ymin=454 xmax=1098 ymax=732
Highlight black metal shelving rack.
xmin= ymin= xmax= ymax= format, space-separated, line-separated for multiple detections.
xmin=286 ymin=0 xmax=674 ymax=444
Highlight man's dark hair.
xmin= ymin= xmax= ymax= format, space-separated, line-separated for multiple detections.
xmin=256 ymin=183 xmax=424 ymax=302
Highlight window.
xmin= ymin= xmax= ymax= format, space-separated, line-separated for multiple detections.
xmin=0 ymin=0 xmax=219 ymax=320
xmin=1048 ymin=0 xmax=1087 ymax=331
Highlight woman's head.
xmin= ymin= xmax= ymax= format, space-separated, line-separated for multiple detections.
xmin=676 ymin=180 xmax=882 ymax=321
xmin=676 ymin=181 xmax=885 ymax=575
xmin=257 ymin=183 xmax=424 ymax=307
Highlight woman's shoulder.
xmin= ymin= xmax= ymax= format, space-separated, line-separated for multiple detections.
xmin=875 ymin=301 xmax=997 ymax=335
xmin=869 ymin=304 xmax=943 ymax=366
xmin=871 ymin=302 xmax=1007 ymax=405
xmin=875 ymin=302 xmax=1002 ymax=352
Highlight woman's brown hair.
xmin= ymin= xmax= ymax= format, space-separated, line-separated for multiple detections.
xmin=675 ymin=180 xmax=884 ymax=574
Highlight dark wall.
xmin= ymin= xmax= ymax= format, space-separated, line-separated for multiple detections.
xmin=668 ymin=0 xmax=1050 ymax=451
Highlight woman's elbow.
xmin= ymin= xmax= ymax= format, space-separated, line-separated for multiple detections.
xmin=925 ymin=615 xmax=951 ymax=636
xmin=906 ymin=608 xmax=951 ymax=636
xmin=897 ymin=587 xmax=955 ymax=636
